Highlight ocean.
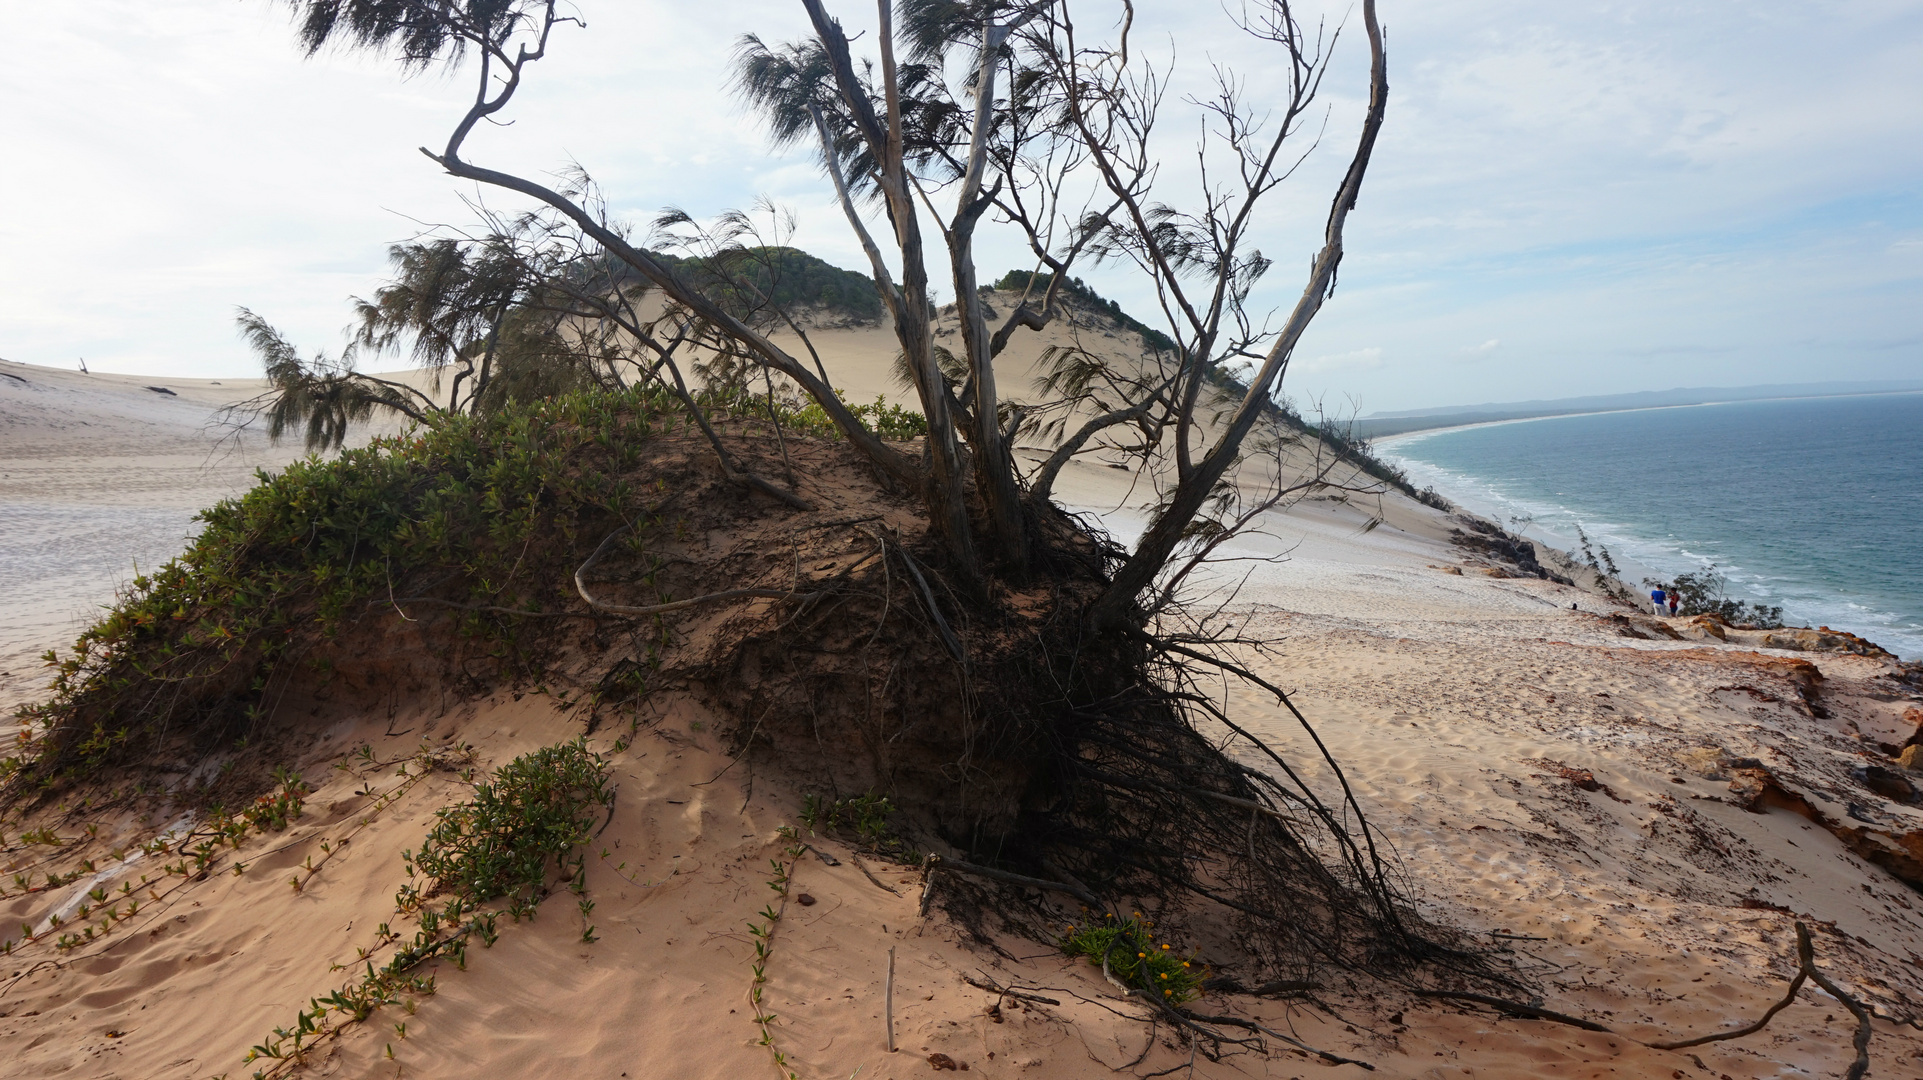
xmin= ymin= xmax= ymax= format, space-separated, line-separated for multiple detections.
xmin=1379 ymin=392 xmax=1923 ymax=660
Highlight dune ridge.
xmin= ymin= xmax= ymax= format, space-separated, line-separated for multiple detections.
xmin=4 ymin=342 xmax=1923 ymax=1078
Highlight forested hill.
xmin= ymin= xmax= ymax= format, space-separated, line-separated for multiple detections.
xmin=991 ymin=270 xmax=1178 ymax=353
xmin=650 ymin=246 xmax=885 ymax=324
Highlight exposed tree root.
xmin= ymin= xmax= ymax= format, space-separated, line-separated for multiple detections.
xmin=1407 ymin=989 xmax=1614 ymax=1033
xmin=573 ymin=523 xmax=818 ymax=617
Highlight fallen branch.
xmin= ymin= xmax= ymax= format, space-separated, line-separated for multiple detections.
xmin=1407 ymin=989 xmax=1615 ymax=1033
xmin=1796 ymin=923 xmax=1873 ymax=1080
xmin=573 ymin=525 xmax=818 ymax=617
xmin=885 ymin=944 xmax=897 ymax=1053
xmin=963 ymin=974 xmax=1062 ymax=1007
xmin=1644 ymin=921 xmax=1872 ymax=1080
xmin=1176 ymin=1008 xmax=1376 ymax=1071
xmin=850 ymin=853 xmax=901 ymax=896
xmin=1649 ymin=964 xmax=1806 ymax=1049
xmin=933 ymin=857 xmax=1102 ymax=908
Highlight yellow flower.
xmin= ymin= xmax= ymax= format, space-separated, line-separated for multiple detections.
xmin=1137 ymin=952 xmax=1146 ymax=958
xmin=1160 ymin=944 xmax=1170 ymax=950
xmin=1182 ymin=962 xmax=1191 ymax=968
xmin=1159 ymin=973 xmax=1168 ymax=980
xmin=1164 ymin=989 xmax=1172 ymax=997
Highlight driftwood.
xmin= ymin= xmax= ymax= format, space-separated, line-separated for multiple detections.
xmin=1649 ymin=922 xmax=1871 ymax=1080
xmin=1411 ymin=921 xmax=1873 ymax=1080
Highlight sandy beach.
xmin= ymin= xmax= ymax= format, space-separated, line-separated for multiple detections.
xmin=3 ymin=356 xmax=1922 ymax=1079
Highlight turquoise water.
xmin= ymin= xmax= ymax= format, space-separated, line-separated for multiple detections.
xmin=1382 ymin=392 xmax=1923 ymax=659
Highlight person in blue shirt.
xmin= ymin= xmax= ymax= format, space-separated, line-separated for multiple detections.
xmin=1650 ymin=587 xmax=1667 ymax=616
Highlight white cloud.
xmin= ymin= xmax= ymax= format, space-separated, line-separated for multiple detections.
xmin=0 ymin=0 xmax=1918 ymax=412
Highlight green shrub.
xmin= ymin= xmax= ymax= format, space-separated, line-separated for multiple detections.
xmin=7 ymin=379 xmax=929 ymax=788
xmin=9 ymin=387 xmax=686 ymax=782
xmin=401 ymin=738 xmax=612 ymax=917
xmin=248 ymin=741 xmax=611 ymax=1074
xmin=785 ymin=393 xmax=928 ymax=440
xmin=799 ymin=791 xmax=902 ymax=853
xmin=1061 ymin=913 xmax=1205 ymax=1004
xmin=707 ymin=386 xmax=927 ymax=441
xmin=1650 ymin=565 xmax=1786 ymax=628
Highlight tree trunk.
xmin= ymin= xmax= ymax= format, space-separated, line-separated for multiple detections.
xmin=1088 ymin=0 xmax=1388 ymax=632
xmin=949 ymin=20 xmax=1027 ymax=573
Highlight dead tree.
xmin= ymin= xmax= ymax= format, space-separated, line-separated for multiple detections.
xmin=272 ymin=0 xmax=1388 ymax=629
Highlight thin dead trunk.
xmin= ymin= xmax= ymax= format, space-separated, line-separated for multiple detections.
xmin=1090 ymin=0 xmax=1388 ymax=631
xmin=801 ymin=0 xmax=979 ymax=582
xmin=948 ymin=19 xmax=1026 ymax=571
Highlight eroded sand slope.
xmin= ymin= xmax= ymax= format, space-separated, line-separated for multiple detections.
xmin=3 ymin=356 xmax=1922 ymax=1079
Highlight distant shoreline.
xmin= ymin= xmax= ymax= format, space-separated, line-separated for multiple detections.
xmin=1374 ymin=391 xmax=1923 ymax=659
xmin=1366 ymin=387 xmax=1923 ymax=445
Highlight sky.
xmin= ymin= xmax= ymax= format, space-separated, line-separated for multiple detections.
xmin=1 ymin=1 xmax=1919 ymax=415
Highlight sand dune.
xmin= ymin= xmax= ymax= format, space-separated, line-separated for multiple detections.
xmin=3 ymin=347 xmax=1922 ymax=1079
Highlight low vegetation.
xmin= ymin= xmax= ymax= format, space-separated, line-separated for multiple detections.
xmin=6 ymin=387 xmax=693 ymax=786
xmin=1649 ymin=565 xmax=1787 ymax=628
xmin=661 ymin=245 xmax=884 ymax=324
xmin=1061 ymin=911 xmax=1206 ymax=1004
xmin=10 ymin=381 xmax=930 ymax=791
xmin=400 ymin=738 xmax=613 ymax=930
xmin=990 ymin=270 xmax=1178 ymax=353
xmin=248 ymin=739 xmax=611 ymax=1077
